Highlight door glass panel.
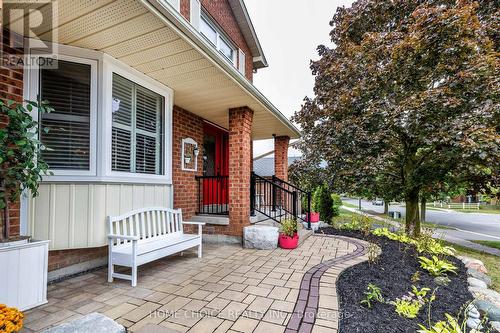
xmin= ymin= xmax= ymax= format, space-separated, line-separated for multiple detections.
xmin=203 ymin=134 xmax=216 ymax=176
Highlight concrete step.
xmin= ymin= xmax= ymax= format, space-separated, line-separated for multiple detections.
xmin=188 ymin=215 xmax=229 ymax=226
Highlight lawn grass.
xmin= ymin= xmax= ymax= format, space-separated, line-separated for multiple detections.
xmin=342 ymin=202 xmax=359 ymax=209
xmin=444 ymin=241 xmax=500 ymax=292
xmin=456 ymin=208 xmax=500 ymax=214
xmin=470 ymin=240 xmax=500 ymax=250
xmin=339 ymin=207 xmax=356 ymax=216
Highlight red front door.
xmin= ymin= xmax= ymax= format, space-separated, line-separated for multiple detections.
xmin=203 ymin=124 xmax=229 ymax=206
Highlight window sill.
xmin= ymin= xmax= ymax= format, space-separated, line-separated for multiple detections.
xmin=41 ymin=175 xmax=173 ymax=185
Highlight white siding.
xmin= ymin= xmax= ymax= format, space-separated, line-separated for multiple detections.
xmin=28 ymin=183 xmax=172 ymax=250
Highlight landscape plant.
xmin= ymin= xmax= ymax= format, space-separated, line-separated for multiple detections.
xmin=360 ymin=283 xmax=384 ymax=309
xmin=419 ymin=256 xmax=457 ymax=277
xmin=293 ymin=0 xmax=499 ymax=236
xmin=0 ymin=99 xmax=53 ymax=240
xmin=393 ymin=286 xmax=434 ymax=319
xmin=312 ymin=184 xmax=334 ymax=222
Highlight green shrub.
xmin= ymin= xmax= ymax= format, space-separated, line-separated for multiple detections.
xmin=331 ymin=193 xmax=342 ymax=217
xmin=394 ymin=299 xmax=422 ymax=318
xmin=312 ymin=184 xmax=334 ymax=222
xmin=279 ymin=219 xmax=298 ymax=237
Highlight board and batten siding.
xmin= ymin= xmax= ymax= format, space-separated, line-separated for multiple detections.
xmin=27 ymin=184 xmax=173 ymax=250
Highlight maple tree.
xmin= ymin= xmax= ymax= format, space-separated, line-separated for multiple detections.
xmin=293 ymin=0 xmax=499 ymax=235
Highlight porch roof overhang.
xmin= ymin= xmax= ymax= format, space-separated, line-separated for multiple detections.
xmin=8 ymin=0 xmax=300 ymax=140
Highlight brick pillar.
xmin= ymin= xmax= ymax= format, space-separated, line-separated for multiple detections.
xmin=1 ymin=28 xmax=24 ymax=237
xmin=274 ymin=136 xmax=290 ymax=181
xmin=228 ymin=107 xmax=253 ymax=237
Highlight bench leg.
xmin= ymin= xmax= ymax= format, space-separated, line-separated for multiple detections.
xmin=131 ymin=264 xmax=137 ymax=287
xmin=198 ymin=242 xmax=202 ymax=258
xmin=108 ymin=250 xmax=114 ymax=283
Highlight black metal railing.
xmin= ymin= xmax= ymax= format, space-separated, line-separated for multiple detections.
xmin=195 ymin=175 xmax=229 ymax=215
xmin=271 ymin=175 xmax=312 ymax=225
xmin=250 ymin=172 xmax=312 ymax=229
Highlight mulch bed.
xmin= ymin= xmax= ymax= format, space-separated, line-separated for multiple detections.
xmin=318 ymin=227 xmax=473 ymax=333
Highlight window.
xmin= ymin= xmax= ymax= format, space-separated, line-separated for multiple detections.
xmin=39 ymin=60 xmax=92 ymax=170
xmin=199 ymin=14 xmax=236 ymax=65
xmin=111 ymin=74 xmax=164 ymax=175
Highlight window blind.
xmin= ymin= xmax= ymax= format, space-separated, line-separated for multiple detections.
xmin=111 ymin=73 xmax=163 ymax=175
xmin=39 ymin=60 xmax=91 ymax=170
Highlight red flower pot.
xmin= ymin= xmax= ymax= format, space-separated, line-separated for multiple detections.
xmin=306 ymin=212 xmax=320 ymax=223
xmin=279 ymin=233 xmax=299 ymax=249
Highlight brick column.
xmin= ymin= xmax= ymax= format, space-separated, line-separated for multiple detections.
xmin=274 ymin=135 xmax=290 ymax=181
xmin=1 ymin=28 xmax=24 ymax=237
xmin=228 ymin=107 xmax=253 ymax=237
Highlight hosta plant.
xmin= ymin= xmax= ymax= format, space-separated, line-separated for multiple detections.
xmin=393 ymin=285 xmax=435 ymax=319
xmin=394 ymin=298 xmax=422 ymax=319
xmin=419 ymin=256 xmax=457 ymax=276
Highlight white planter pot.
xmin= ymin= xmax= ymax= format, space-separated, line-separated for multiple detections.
xmin=0 ymin=239 xmax=49 ymax=310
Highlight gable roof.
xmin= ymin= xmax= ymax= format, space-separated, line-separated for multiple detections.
xmin=253 ymin=157 xmax=302 ymax=177
xmin=227 ymin=0 xmax=268 ymax=69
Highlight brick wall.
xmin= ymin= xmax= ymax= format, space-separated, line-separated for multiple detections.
xmin=180 ymin=0 xmax=190 ymax=21
xmin=201 ymin=0 xmax=254 ymax=81
xmin=274 ymin=136 xmax=290 ymax=181
xmin=227 ymin=107 xmax=253 ymax=236
xmin=1 ymin=28 xmax=24 ymax=237
xmin=172 ymin=106 xmax=204 ymax=220
xmin=48 ymin=246 xmax=107 ymax=272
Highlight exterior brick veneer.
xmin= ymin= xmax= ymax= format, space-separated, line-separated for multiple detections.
xmin=201 ymin=0 xmax=253 ymax=81
xmin=1 ymin=28 xmax=24 ymax=237
xmin=48 ymin=246 xmax=107 ymax=272
xmin=172 ymin=106 xmax=204 ymax=220
xmin=228 ymin=107 xmax=253 ymax=237
xmin=275 ymin=135 xmax=290 ymax=181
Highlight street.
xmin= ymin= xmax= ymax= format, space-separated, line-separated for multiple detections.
xmin=343 ymin=198 xmax=500 ymax=241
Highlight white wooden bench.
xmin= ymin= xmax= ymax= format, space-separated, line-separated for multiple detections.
xmin=107 ymin=207 xmax=204 ymax=287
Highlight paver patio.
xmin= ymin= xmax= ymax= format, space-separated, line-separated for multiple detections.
xmin=21 ymin=234 xmax=368 ymax=333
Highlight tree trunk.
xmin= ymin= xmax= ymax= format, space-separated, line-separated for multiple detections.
xmin=0 ymin=179 xmax=9 ymax=240
xmin=420 ymin=197 xmax=427 ymax=223
xmin=405 ymin=190 xmax=420 ymax=237
xmin=384 ymin=201 xmax=389 ymax=215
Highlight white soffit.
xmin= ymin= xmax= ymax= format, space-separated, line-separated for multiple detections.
xmin=6 ymin=0 xmax=299 ymax=140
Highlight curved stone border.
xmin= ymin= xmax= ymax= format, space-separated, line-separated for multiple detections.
xmin=285 ymin=235 xmax=368 ymax=333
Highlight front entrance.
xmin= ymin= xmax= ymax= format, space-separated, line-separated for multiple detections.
xmin=198 ymin=123 xmax=229 ymax=214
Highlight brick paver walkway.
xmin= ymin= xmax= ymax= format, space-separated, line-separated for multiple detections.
xmin=22 ymin=235 xmax=368 ymax=333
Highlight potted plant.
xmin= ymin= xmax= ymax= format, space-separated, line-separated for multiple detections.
xmin=0 ymin=99 xmax=53 ymax=311
xmin=306 ymin=187 xmax=322 ymax=223
xmin=184 ymin=152 xmax=192 ymax=164
xmin=0 ymin=304 xmax=24 ymax=332
xmin=278 ymin=218 xmax=299 ymax=249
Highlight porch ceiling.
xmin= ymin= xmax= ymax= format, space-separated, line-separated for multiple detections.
xmin=7 ymin=0 xmax=299 ymax=140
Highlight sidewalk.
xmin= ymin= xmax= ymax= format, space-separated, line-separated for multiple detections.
xmin=341 ymin=206 xmax=500 ymax=256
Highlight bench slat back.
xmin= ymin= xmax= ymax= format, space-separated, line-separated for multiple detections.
xmin=108 ymin=207 xmax=183 ymax=246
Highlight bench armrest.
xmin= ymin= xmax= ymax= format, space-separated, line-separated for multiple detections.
xmin=182 ymin=221 xmax=204 ymax=236
xmin=182 ymin=221 xmax=206 ymax=226
xmin=108 ymin=234 xmax=139 ymax=241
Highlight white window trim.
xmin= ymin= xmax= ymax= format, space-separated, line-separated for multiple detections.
xmin=25 ymin=50 xmax=98 ymax=177
xmin=161 ymin=0 xmax=180 ymax=12
xmin=199 ymin=12 xmax=237 ymax=66
xmin=103 ymin=54 xmax=173 ymax=184
xmin=24 ymin=41 xmax=174 ymax=185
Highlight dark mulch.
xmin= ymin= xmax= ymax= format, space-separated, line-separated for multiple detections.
xmin=318 ymin=227 xmax=473 ymax=333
